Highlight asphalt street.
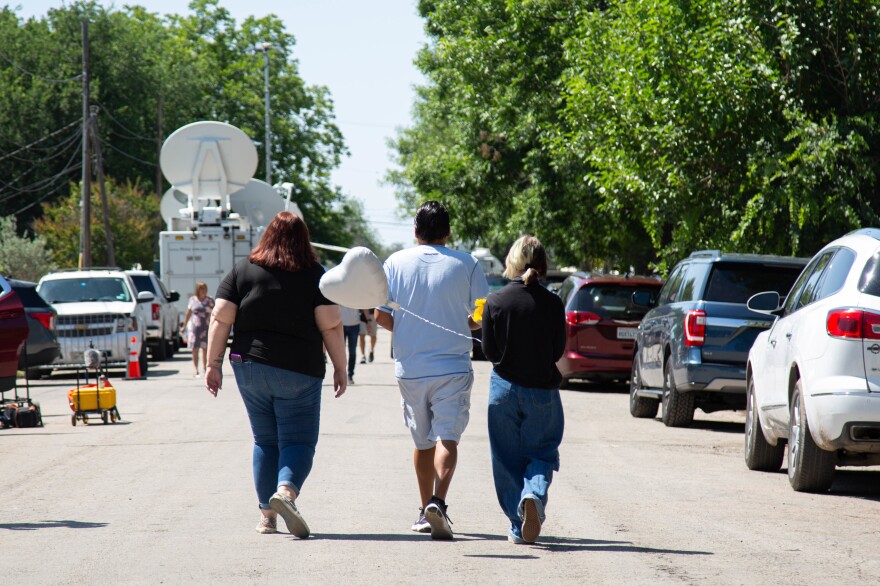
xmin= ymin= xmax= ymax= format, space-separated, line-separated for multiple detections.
xmin=2 ymin=328 xmax=880 ymax=585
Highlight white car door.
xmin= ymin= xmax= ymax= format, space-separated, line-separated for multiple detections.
xmin=764 ymin=252 xmax=833 ymax=433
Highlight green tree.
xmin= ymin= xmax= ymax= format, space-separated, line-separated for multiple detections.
xmin=0 ymin=1 xmax=377 ymax=256
xmin=0 ymin=215 xmax=56 ymax=281
xmin=390 ymin=0 xmax=654 ymax=270
xmin=35 ymin=178 xmax=162 ymax=270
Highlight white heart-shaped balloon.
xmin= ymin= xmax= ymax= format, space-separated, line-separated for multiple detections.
xmin=319 ymin=246 xmax=388 ymax=309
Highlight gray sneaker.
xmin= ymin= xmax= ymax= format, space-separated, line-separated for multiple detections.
xmin=269 ymin=492 xmax=310 ymax=538
xmin=411 ymin=508 xmax=430 ymax=533
xmin=424 ymin=497 xmax=453 ymax=540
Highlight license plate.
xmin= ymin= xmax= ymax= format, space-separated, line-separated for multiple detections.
xmin=617 ymin=327 xmax=638 ymax=340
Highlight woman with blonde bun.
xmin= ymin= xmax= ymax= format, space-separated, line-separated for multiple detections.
xmin=480 ymin=235 xmax=566 ymax=545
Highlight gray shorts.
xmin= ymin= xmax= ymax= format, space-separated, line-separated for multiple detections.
xmin=359 ymin=319 xmax=377 ymax=336
xmin=397 ymin=372 xmax=474 ymax=450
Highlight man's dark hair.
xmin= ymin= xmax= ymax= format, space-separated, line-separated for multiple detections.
xmin=414 ymin=200 xmax=451 ymax=242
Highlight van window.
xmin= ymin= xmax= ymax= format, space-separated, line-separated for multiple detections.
xmin=815 ymin=248 xmax=855 ymax=301
xmin=574 ymin=284 xmax=662 ymax=320
xmin=795 ymin=252 xmax=834 ymax=309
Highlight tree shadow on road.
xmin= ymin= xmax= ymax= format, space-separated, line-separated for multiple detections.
xmin=0 ymin=520 xmax=108 ymax=531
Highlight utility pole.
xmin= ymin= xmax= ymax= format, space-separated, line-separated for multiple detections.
xmin=156 ymin=94 xmax=164 ymax=200
xmin=90 ymin=106 xmax=115 ymax=267
xmin=260 ymin=42 xmax=272 ymax=185
xmin=80 ymin=19 xmax=91 ymax=269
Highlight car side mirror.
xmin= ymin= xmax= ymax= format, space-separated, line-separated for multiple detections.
xmin=632 ymin=290 xmax=656 ymax=309
xmin=747 ymin=291 xmax=781 ymax=315
xmin=168 ymin=291 xmax=180 ymax=303
xmin=137 ymin=291 xmax=155 ymax=303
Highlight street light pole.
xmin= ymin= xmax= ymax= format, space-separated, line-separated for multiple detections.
xmin=259 ymin=42 xmax=272 ymax=185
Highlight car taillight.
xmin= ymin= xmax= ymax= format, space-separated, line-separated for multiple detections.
xmin=826 ymin=309 xmax=880 ymax=339
xmin=566 ymin=311 xmax=601 ymax=326
xmin=684 ymin=309 xmax=706 ymax=347
xmin=152 ymin=303 xmax=160 ymax=320
xmin=31 ymin=310 xmax=55 ymax=331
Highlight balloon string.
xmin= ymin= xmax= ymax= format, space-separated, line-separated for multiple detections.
xmin=394 ymin=305 xmax=482 ymax=343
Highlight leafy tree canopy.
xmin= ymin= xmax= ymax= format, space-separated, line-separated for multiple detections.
xmin=392 ymin=0 xmax=880 ymax=273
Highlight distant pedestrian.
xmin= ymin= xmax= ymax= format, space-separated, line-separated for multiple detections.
xmin=376 ymin=200 xmax=489 ymax=540
xmin=340 ymin=306 xmax=363 ymax=384
xmin=205 ymin=211 xmax=347 ymax=538
xmin=480 ymin=235 xmax=566 ymax=544
xmin=180 ymin=281 xmax=214 ymax=377
xmin=359 ymin=307 xmax=377 ymax=364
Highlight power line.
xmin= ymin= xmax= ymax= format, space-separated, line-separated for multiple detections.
xmin=12 ymin=178 xmax=77 ymax=216
xmin=103 ymin=140 xmax=155 ymax=167
xmin=0 ymin=119 xmax=80 ymax=163
xmin=0 ymin=144 xmax=82 ymax=204
xmin=94 ymin=103 xmax=157 ymax=141
xmin=5 ymin=126 xmax=82 ymax=165
xmin=0 ymin=127 xmax=82 ymax=196
xmin=0 ymin=50 xmax=82 ymax=84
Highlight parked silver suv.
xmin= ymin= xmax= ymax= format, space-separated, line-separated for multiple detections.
xmin=126 ymin=268 xmax=181 ymax=360
xmin=37 ymin=268 xmax=152 ymax=375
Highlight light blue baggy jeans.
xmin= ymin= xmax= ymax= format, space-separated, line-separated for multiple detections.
xmin=487 ymin=370 xmax=564 ymax=539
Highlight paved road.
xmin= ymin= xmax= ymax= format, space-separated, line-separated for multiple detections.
xmin=2 ymin=329 xmax=879 ymax=585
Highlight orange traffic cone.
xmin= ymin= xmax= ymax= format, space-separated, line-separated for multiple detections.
xmin=124 ymin=335 xmax=144 ymax=380
xmin=125 ymin=351 xmax=143 ymax=380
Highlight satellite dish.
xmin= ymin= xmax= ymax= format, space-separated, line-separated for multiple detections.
xmin=159 ymin=187 xmax=189 ymax=229
xmin=229 ymin=179 xmax=286 ymax=228
xmin=160 ymin=121 xmax=258 ymax=211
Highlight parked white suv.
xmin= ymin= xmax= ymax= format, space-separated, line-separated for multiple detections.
xmin=37 ymin=269 xmax=153 ymax=375
xmin=126 ymin=268 xmax=181 ymax=360
xmin=745 ymin=228 xmax=880 ymax=492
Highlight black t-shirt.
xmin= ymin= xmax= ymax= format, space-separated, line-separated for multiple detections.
xmin=216 ymin=259 xmax=334 ymax=378
xmin=481 ymin=278 xmax=566 ymax=389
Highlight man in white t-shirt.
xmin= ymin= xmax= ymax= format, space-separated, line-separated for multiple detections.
xmin=375 ymin=201 xmax=489 ymax=540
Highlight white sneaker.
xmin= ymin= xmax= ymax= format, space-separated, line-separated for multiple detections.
xmin=269 ymin=492 xmax=310 ymax=538
xmin=256 ymin=516 xmax=277 ymax=534
xmin=411 ymin=508 xmax=430 ymax=533
xmin=520 ymin=498 xmax=542 ymax=543
xmin=424 ymin=497 xmax=453 ymax=540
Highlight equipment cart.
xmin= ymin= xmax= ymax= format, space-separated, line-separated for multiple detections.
xmin=67 ymin=349 xmax=121 ymax=426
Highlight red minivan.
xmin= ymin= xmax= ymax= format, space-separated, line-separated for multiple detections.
xmin=0 ymin=275 xmax=29 ymax=392
xmin=556 ymin=273 xmax=663 ymax=387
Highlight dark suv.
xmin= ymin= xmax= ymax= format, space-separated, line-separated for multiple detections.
xmin=629 ymin=251 xmax=808 ymax=426
xmin=556 ymin=273 xmax=663 ymax=387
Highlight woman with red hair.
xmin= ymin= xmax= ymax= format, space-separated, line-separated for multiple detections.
xmin=205 ymin=211 xmax=347 ymax=538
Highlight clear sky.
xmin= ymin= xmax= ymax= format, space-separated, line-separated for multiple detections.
xmin=10 ymin=0 xmax=425 ymax=247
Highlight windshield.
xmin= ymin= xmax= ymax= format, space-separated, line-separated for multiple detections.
xmin=39 ymin=278 xmax=133 ymax=304
xmin=574 ymin=284 xmax=661 ymax=320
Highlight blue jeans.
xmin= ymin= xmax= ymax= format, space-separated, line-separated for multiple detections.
xmin=487 ymin=371 xmax=564 ymax=537
xmin=343 ymin=325 xmax=360 ymax=377
xmin=232 ymin=360 xmax=323 ymax=509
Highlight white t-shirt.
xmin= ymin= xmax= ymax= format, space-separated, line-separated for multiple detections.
xmin=378 ymin=244 xmax=489 ymax=379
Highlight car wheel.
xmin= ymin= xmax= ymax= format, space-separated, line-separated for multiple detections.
xmin=787 ymin=380 xmax=835 ymax=492
xmin=139 ymin=345 xmax=149 ymax=376
xmin=165 ymin=336 xmax=176 ymax=358
xmin=744 ymin=376 xmax=784 ymax=471
xmin=629 ymin=356 xmax=658 ymax=418
xmin=661 ymin=358 xmax=695 ymax=427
